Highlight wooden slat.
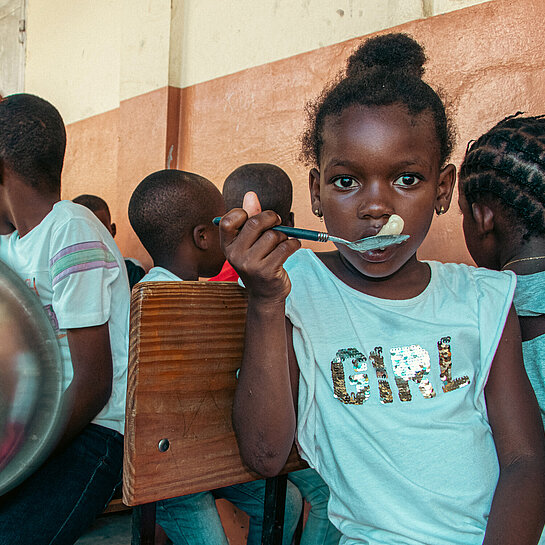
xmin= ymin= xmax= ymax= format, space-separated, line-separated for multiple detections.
xmin=123 ymin=281 xmax=306 ymax=507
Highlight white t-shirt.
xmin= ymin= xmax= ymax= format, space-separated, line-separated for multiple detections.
xmin=140 ymin=267 xmax=182 ymax=283
xmin=0 ymin=200 xmax=130 ymax=434
xmin=284 ymin=249 xmax=516 ymax=545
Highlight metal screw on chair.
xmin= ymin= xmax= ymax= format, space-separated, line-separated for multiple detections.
xmin=158 ymin=439 xmax=170 ymax=452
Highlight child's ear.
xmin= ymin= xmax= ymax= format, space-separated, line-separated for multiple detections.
xmin=110 ymin=222 xmax=117 ymax=238
xmin=309 ymin=168 xmax=322 ymax=217
xmin=193 ymin=224 xmax=210 ymax=250
xmin=435 ymin=163 xmax=456 ymax=214
xmin=471 ymin=202 xmax=495 ymax=236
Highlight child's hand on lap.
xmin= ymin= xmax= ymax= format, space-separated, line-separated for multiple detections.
xmin=219 ymin=191 xmax=300 ymax=304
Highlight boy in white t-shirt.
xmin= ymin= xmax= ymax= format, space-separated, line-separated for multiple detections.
xmin=72 ymin=193 xmax=146 ymax=289
xmin=0 ymin=93 xmax=130 ymax=545
xmin=128 ymin=169 xmax=302 ymax=545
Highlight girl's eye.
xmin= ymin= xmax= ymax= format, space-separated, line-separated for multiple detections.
xmin=332 ymin=176 xmax=360 ymax=189
xmin=393 ymin=174 xmax=421 ymax=187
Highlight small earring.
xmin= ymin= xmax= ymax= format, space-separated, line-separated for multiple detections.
xmin=436 ymin=206 xmax=446 ymax=216
xmin=314 ymin=209 xmax=323 ymax=222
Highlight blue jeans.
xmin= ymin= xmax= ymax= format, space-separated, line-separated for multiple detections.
xmin=288 ymin=469 xmax=341 ymax=545
xmin=156 ymin=478 xmax=303 ymax=545
xmin=0 ymin=423 xmax=123 ymax=545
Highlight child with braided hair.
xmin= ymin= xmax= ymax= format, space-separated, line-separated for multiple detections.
xmin=459 ymin=114 xmax=545 ymax=428
xmin=219 ymin=33 xmax=545 ymax=544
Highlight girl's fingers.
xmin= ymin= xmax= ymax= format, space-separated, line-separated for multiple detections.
xmin=259 ymin=237 xmax=301 ymax=272
xmin=242 ymin=191 xmax=262 ymax=218
xmin=218 ymin=208 xmax=248 ymax=249
xmin=220 ymin=209 xmax=281 ymax=251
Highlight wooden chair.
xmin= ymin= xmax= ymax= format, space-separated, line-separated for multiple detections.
xmin=123 ymin=281 xmax=307 ymax=545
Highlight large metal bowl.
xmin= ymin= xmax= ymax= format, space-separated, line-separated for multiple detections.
xmin=0 ymin=259 xmax=65 ymax=496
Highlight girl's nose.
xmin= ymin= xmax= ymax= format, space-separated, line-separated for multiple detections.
xmin=357 ymin=180 xmax=393 ymax=219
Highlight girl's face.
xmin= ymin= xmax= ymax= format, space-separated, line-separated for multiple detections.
xmin=310 ymin=104 xmax=455 ymax=280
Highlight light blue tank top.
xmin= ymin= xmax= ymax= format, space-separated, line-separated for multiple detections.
xmin=285 ymin=250 xmax=516 ymax=545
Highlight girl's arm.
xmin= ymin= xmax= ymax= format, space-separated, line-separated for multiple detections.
xmin=483 ymin=305 xmax=545 ymax=545
xmin=220 ymin=207 xmax=301 ymax=477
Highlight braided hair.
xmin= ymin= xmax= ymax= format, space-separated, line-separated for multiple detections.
xmin=459 ymin=114 xmax=545 ymax=240
xmin=301 ymin=33 xmax=454 ymax=167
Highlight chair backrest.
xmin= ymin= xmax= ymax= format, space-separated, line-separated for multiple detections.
xmin=123 ymin=281 xmax=306 ymax=507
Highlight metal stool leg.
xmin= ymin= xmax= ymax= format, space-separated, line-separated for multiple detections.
xmin=132 ymin=502 xmax=156 ymax=545
xmin=262 ymin=475 xmax=288 ymax=545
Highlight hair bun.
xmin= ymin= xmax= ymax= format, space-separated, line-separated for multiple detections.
xmin=346 ymin=33 xmax=426 ymax=78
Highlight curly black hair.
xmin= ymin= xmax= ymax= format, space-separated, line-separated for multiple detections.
xmin=459 ymin=113 xmax=545 ymax=240
xmin=300 ymin=33 xmax=454 ymax=167
xmin=0 ymin=94 xmax=66 ymax=193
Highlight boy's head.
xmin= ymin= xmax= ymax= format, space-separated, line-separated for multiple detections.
xmin=459 ymin=114 xmax=545 ymax=268
xmin=0 ymin=94 xmax=66 ymax=194
xmin=73 ymin=194 xmax=116 ymax=237
xmin=128 ymin=169 xmax=225 ymax=277
xmin=222 ymin=163 xmax=294 ymax=226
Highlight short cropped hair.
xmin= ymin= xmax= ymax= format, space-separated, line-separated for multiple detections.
xmin=129 ymin=169 xmax=223 ymax=262
xmin=0 ymin=94 xmax=66 ymax=192
xmin=222 ymin=163 xmax=293 ymax=224
xmin=73 ymin=194 xmax=110 ymax=214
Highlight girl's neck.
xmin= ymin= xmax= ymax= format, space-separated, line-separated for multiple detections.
xmin=316 ymin=251 xmax=431 ymax=300
xmin=501 ymin=238 xmax=545 ymax=275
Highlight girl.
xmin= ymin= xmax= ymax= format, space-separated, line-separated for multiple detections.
xmin=219 ymin=34 xmax=545 ymax=544
xmin=459 ymin=114 xmax=545 ymax=427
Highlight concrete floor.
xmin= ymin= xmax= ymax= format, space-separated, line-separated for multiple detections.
xmin=75 ymin=511 xmax=132 ymax=545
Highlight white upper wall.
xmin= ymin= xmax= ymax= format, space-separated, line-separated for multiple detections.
xmin=25 ymin=0 xmax=122 ymax=125
xmin=170 ymin=0 xmax=490 ymax=89
xmin=23 ymin=0 xmax=492 ymax=124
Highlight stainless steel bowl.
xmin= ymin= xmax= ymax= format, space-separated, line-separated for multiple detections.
xmin=0 ymin=259 xmax=65 ymax=496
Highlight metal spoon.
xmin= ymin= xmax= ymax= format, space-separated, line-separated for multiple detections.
xmin=212 ymin=217 xmax=409 ymax=253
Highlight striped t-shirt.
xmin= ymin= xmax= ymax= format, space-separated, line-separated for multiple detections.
xmin=0 ymin=200 xmax=130 ymax=434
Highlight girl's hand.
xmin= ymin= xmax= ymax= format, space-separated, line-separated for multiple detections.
xmin=219 ymin=192 xmax=301 ymax=304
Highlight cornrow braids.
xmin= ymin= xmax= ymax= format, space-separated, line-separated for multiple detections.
xmin=459 ymin=114 xmax=545 ymax=240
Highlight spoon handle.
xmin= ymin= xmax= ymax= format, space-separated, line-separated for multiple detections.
xmin=212 ymin=217 xmax=329 ymax=242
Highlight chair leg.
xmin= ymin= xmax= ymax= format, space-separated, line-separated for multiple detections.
xmin=262 ymin=475 xmax=287 ymax=545
xmin=132 ymin=502 xmax=156 ymax=545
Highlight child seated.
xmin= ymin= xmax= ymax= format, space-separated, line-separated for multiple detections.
xmin=72 ymin=193 xmax=146 ymax=288
xmin=210 ymin=162 xmax=341 ymax=545
xmin=128 ymin=168 xmax=302 ymax=545
xmin=219 ymin=34 xmax=545 ymax=544
xmin=459 ymin=113 xmax=545 ymax=429
xmin=0 ymin=93 xmax=130 ymax=545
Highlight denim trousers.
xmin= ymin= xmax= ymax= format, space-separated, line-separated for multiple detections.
xmin=287 ymin=468 xmax=341 ymax=545
xmin=156 ymin=478 xmax=303 ymax=545
xmin=0 ymin=423 xmax=123 ymax=545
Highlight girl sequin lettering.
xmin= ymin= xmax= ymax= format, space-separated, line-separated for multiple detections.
xmin=331 ymin=338 xmax=470 ymax=405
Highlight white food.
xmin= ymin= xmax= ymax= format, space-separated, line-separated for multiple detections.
xmin=378 ymin=214 xmax=404 ymax=236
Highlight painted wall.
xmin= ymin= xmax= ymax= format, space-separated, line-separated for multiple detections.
xmin=24 ymin=0 xmax=504 ymax=269
xmin=170 ymin=0 xmax=545 ymax=270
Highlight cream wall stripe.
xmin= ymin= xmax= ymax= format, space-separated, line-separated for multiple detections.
xmin=169 ymin=0 xmax=493 ymax=89
xmin=25 ymin=0 xmax=121 ymax=125
xmin=23 ymin=0 xmax=493 ymax=124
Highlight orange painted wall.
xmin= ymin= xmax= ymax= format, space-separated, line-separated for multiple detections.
xmin=62 ymin=0 xmax=545 ymax=271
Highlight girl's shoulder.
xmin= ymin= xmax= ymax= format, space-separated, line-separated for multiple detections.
xmin=428 ymin=260 xmax=516 ymax=303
